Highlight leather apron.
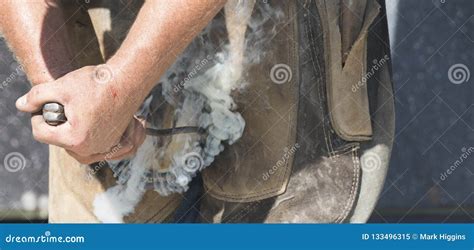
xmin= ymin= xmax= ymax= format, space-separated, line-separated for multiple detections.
xmin=48 ymin=0 xmax=394 ymax=223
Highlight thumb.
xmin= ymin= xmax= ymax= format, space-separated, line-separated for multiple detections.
xmin=16 ymin=82 xmax=65 ymax=113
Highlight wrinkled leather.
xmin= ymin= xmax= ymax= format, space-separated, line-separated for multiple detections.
xmin=340 ymin=0 xmax=367 ymax=65
xmin=322 ymin=0 xmax=379 ymax=141
xmin=198 ymin=0 xmax=393 ymax=223
xmin=201 ymin=0 xmax=299 ymax=202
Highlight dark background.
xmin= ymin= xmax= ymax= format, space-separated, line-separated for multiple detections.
xmin=370 ymin=0 xmax=473 ymax=222
xmin=0 ymin=0 xmax=472 ymax=222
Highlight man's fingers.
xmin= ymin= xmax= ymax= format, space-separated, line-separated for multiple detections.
xmin=66 ymin=143 xmax=134 ymax=165
xmin=66 ymin=150 xmax=104 ymax=165
xmin=30 ymin=115 xmax=69 ymax=148
xmin=106 ymin=145 xmax=137 ymax=161
xmin=114 ymin=118 xmax=145 ymax=150
xmin=16 ymin=82 xmax=65 ymax=113
xmin=67 ymin=118 xmax=146 ymax=164
xmin=104 ymin=119 xmax=145 ymax=160
xmin=130 ymin=118 xmax=146 ymax=148
xmin=106 ymin=119 xmax=146 ymax=160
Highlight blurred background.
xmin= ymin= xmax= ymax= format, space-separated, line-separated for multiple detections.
xmin=0 ymin=0 xmax=472 ymax=223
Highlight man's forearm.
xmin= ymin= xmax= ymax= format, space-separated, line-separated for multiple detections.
xmin=9 ymin=0 xmax=227 ymax=162
xmin=0 ymin=1 xmax=74 ymax=84
xmin=107 ymin=0 xmax=226 ymax=103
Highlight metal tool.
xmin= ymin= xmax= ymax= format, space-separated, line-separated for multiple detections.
xmin=145 ymin=126 xmax=204 ymax=136
xmin=42 ymin=103 xmax=203 ymax=136
xmin=42 ymin=103 xmax=67 ymax=126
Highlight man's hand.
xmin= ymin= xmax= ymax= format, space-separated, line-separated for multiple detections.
xmin=4 ymin=0 xmax=226 ymax=164
xmin=16 ymin=64 xmax=146 ymax=164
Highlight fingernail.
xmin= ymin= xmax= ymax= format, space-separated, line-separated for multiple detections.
xmin=16 ymin=95 xmax=27 ymax=108
xmin=119 ymin=142 xmax=133 ymax=150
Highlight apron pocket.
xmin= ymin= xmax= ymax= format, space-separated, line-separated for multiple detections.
xmin=319 ymin=0 xmax=380 ymax=141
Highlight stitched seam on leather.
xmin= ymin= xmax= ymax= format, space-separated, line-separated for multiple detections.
xmin=271 ymin=0 xmax=296 ymax=201
xmin=319 ymin=0 xmax=337 ymax=156
xmin=224 ymin=202 xmax=262 ymax=222
xmin=275 ymin=0 xmax=300 ymax=201
xmin=329 ymin=142 xmax=359 ymax=156
xmin=334 ymin=145 xmax=360 ymax=223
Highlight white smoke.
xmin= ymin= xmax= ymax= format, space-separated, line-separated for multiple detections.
xmin=93 ymin=0 xmax=284 ymax=222
xmin=93 ymin=137 xmax=153 ymax=223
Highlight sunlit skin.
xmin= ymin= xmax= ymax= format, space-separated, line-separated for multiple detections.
xmin=0 ymin=0 xmax=226 ymax=164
